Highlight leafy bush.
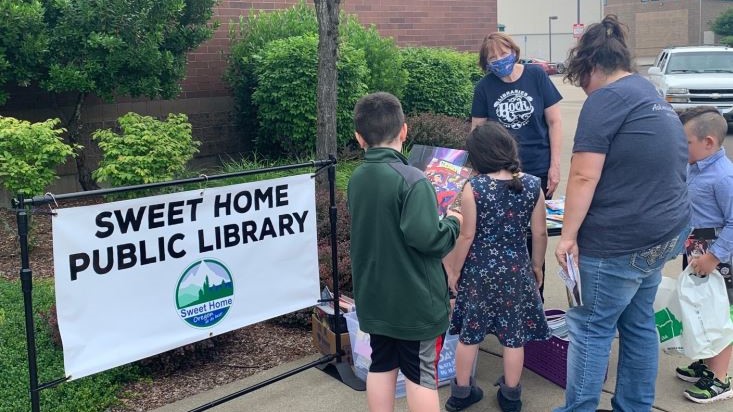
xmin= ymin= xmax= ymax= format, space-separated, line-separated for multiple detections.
xmin=0 ymin=0 xmax=47 ymax=105
xmin=342 ymin=19 xmax=407 ymax=96
xmin=0 ymin=278 xmax=142 ymax=412
xmin=400 ymin=47 xmax=478 ymax=118
xmin=0 ymin=117 xmax=79 ymax=196
xmin=92 ymin=113 xmax=200 ymax=187
xmin=252 ymin=34 xmax=367 ymax=157
xmin=226 ymin=1 xmax=318 ymax=143
xmin=226 ymin=1 xmax=405 ymax=154
xmin=405 ymin=113 xmax=471 ymax=152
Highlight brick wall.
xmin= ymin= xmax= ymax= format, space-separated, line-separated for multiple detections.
xmin=605 ymin=0 xmax=731 ymax=61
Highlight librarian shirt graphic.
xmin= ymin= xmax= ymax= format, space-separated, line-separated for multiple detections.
xmin=175 ymin=259 xmax=234 ymax=328
xmin=493 ymin=90 xmax=535 ymax=130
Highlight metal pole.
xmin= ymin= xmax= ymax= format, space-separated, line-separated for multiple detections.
xmin=700 ymin=0 xmax=703 ymax=45
xmin=577 ymin=0 xmax=580 ymax=24
xmin=327 ymin=154 xmax=343 ymax=362
xmin=16 ymin=195 xmax=41 ymax=412
xmin=549 ymin=18 xmax=552 ymax=63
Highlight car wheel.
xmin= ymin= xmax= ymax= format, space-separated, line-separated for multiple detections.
xmin=556 ymin=63 xmax=566 ymax=74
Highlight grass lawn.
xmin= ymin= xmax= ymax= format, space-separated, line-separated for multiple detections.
xmin=0 ymin=278 xmax=143 ymax=412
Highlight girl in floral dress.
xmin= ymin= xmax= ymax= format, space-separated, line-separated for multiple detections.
xmin=443 ymin=122 xmax=550 ymax=412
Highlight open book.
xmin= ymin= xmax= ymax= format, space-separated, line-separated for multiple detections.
xmin=556 ymin=253 xmax=582 ymax=307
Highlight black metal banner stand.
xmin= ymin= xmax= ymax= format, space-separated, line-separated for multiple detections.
xmin=315 ymin=156 xmax=366 ymax=391
xmin=14 ymin=157 xmax=363 ymax=412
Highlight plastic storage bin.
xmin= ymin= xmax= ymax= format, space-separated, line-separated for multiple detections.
xmin=344 ymin=311 xmax=458 ymax=398
xmin=524 ymin=309 xmax=607 ymax=389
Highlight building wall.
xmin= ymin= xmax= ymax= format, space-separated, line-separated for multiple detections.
xmin=0 ymin=0 xmax=497 ymax=201
xmin=498 ymin=0 xmax=604 ymax=62
xmin=605 ymin=0 xmax=732 ymax=63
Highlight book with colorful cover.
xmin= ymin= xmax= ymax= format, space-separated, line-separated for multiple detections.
xmin=407 ymin=145 xmax=472 ymax=216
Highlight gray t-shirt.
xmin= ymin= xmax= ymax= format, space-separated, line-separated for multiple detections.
xmin=574 ymin=74 xmax=690 ymax=257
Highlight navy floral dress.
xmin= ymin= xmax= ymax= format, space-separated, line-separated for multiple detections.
xmin=449 ymin=174 xmax=550 ymax=348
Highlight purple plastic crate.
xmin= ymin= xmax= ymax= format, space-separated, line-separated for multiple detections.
xmin=524 ymin=334 xmax=570 ymax=388
xmin=524 ymin=309 xmax=608 ymax=389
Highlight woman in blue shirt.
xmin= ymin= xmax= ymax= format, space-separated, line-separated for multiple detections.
xmin=471 ymin=32 xmax=563 ymax=303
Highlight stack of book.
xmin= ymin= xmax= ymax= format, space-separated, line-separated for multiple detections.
xmin=546 ymin=312 xmax=569 ymax=340
xmin=545 ymin=198 xmax=565 ymax=230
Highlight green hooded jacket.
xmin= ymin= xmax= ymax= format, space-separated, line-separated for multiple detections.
xmin=347 ymin=148 xmax=460 ymax=341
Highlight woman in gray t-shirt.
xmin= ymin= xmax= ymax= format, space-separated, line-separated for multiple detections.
xmin=552 ymin=15 xmax=690 ymax=412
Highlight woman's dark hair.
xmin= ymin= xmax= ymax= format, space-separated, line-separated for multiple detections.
xmin=466 ymin=122 xmax=523 ymax=193
xmin=564 ymin=15 xmax=634 ymax=87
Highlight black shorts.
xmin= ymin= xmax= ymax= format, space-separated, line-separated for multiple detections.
xmin=368 ymin=333 xmax=444 ymax=389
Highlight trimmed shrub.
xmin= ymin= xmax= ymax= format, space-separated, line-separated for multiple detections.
xmin=0 ymin=117 xmax=78 ymax=196
xmin=92 ymin=113 xmax=200 ymax=187
xmin=226 ymin=2 xmax=318 ymax=143
xmin=252 ymin=34 xmax=367 ymax=157
xmin=226 ymin=1 xmax=405 ymax=155
xmin=405 ymin=113 xmax=471 ymax=152
xmin=343 ymin=19 xmax=407 ymax=97
xmin=400 ymin=47 xmax=478 ymax=118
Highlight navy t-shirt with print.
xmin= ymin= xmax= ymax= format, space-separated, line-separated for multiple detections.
xmin=574 ymin=74 xmax=690 ymax=257
xmin=471 ymin=64 xmax=562 ymax=176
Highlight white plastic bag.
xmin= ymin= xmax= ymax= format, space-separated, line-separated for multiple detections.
xmin=654 ymin=276 xmax=684 ymax=355
xmin=677 ymin=266 xmax=733 ymax=360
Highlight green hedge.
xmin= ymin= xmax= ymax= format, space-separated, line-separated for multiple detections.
xmin=226 ymin=1 xmax=405 ymax=156
xmin=252 ymin=34 xmax=367 ymax=157
xmin=400 ymin=47 xmax=480 ymax=118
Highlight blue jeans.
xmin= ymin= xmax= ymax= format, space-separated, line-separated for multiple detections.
xmin=554 ymin=229 xmax=687 ymax=412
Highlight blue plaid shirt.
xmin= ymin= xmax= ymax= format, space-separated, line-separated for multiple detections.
xmin=687 ymin=147 xmax=733 ymax=263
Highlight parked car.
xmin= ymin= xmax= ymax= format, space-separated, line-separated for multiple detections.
xmin=555 ymin=61 xmax=567 ymax=75
xmin=519 ymin=58 xmax=558 ymax=75
xmin=647 ymin=46 xmax=733 ymax=126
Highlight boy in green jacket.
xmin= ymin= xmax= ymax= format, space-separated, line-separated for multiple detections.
xmin=348 ymin=92 xmax=462 ymax=412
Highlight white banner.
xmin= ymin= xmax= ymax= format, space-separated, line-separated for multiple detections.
xmin=52 ymin=174 xmax=319 ymax=380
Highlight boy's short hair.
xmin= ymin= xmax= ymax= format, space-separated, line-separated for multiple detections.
xmin=353 ymin=92 xmax=405 ymax=147
xmin=678 ymin=106 xmax=728 ymax=145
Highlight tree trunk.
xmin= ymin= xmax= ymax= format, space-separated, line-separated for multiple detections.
xmin=314 ymin=0 xmax=340 ymax=186
xmin=63 ymin=92 xmax=99 ymax=191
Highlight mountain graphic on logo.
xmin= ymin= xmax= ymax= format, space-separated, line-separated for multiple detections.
xmin=175 ymin=259 xmax=234 ymax=328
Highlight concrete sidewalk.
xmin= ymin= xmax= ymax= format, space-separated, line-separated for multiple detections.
xmin=153 ymin=253 xmax=731 ymax=412
xmin=153 ymin=79 xmax=733 ymax=412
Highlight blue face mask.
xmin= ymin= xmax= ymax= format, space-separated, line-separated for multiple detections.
xmin=487 ymin=53 xmax=516 ymax=78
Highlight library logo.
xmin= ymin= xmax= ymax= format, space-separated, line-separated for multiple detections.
xmin=493 ymin=89 xmax=534 ymax=130
xmin=175 ymin=259 xmax=234 ymax=328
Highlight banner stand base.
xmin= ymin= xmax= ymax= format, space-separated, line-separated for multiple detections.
xmin=317 ymin=359 xmax=366 ymax=391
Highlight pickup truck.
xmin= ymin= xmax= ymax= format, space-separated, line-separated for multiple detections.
xmin=647 ymin=46 xmax=733 ymax=127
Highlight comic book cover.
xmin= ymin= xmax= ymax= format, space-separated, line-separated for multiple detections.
xmin=407 ymin=145 xmax=471 ymax=216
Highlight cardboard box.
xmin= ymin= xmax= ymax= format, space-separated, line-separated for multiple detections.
xmin=311 ymin=314 xmax=353 ymax=365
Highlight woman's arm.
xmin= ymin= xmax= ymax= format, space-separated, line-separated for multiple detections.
xmin=554 ymin=152 xmax=605 ymax=270
xmin=442 ymin=182 xmax=476 ymax=293
xmin=471 ymin=117 xmax=487 ymax=131
xmin=544 ymin=103 xmax=563 ymax=197
xmin=530 ymin=190 xmax=548 ymax=288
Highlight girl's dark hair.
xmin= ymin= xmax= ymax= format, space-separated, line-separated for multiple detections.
xmin=466 ymin=122 xmax=523 ymax=193
xmin=564 ymin=15 xmax=634 ymax=87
